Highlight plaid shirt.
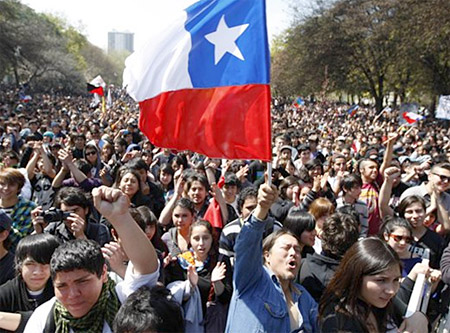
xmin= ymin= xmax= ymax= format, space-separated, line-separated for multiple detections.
xmin=5 ymin=196 xmax=37 ymax=249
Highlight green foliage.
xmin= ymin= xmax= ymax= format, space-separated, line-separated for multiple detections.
xmin=272 ymin=0 xmax=450 ymax=110
xmin=0 ymin=0 xmax=123 ymax=93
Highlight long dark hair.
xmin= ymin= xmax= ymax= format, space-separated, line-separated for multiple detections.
xmin=189 ymin=219 xmax=218 ymax=271
xmin=319 ymin=237 xmax=401 ymax=332
xmin=114 ymin=167 xmax=146 ymax=206
xmin=283 ymin=209 xmax=315 ymax=241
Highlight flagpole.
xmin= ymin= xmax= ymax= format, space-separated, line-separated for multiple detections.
xmin=403 ymin=126 xmax=415 ymax=137
xmin=267 ymin=162 xmax=272 ymax=187
xmin=102 ymin=96 xmax=106 ymax=113
xmin=372 ymin=107 xmax=387 ymax=124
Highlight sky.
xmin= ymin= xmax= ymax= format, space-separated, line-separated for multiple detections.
xmin=23 ymin=0 xmax=295 ymax=51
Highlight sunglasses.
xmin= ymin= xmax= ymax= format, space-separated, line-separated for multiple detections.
xmin=432 ymin=173 xmax=450 ymax=183
xmin=389 ymin=234 xmax=413 ymax=244
xmin=85 ymin=151 xmax=96 ymax=156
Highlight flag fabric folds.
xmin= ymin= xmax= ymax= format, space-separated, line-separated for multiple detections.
xmin=402 ymin=111 xmax=424 ymax=124
xmin=123 ymin=0 xmax=272 ymax=161
xmin=293 ymin=96 xmax=304 ymax=108
xmin=87 ymin=83 xmax=104 ymax=96
xmin=87 ymin=75 xmax=106 ymax=96
xmin=347 ymin=104 xmax=359 ymax=116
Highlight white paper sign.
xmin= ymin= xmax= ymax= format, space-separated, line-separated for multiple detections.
xmin=436 ymin=95 xmax=450 ymax=120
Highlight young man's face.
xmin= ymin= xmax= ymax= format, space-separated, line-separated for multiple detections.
xmin=264 ymin=234 xmax=302 ymax=282
xmin=274 ymin=137 xmax=285 ymax=152
xmin=74 ymin=137 xmax=85 ymax=150
xmin=280 ymin=149 xmax=291 ymax=160
xmin=114 ymin=142 xmax=125 ymax=154
xmin=300 ymin=150 xmax=311 ymax=163
xmin=222 ymin=184 xmax=237 ymax=202
xmin=0 ymin=181 xmax=19 ymax=200
xmin=241 ymin=196 xmax=257 ymax=219
xmin=360 ymin=160 xmax=378 ymax=182
xmin=188 ymin=181 xmax=206 ymax=206
xmin=60 ymin=203 xmax=88 ymax=230
xmin=54 ymin=266 xmax=107 ymax=318
xmin=430 ymin=166 xmax=450 ymax=193
xmin=346 ymin=185 xmax=362 ymax=201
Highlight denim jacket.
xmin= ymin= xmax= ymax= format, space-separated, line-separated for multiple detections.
xmin=225 ymin=214 xmax=318 ymax=333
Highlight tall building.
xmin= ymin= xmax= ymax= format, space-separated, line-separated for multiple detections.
xmin=108 ymin=32 xmax=134 ymax=53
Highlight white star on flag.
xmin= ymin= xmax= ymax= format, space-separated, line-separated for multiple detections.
xmin=205 ymin=15 xmax=249 ymax=65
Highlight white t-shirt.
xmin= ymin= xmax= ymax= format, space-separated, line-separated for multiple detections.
xmin=24 ymin=262 xmax=159 ymax=333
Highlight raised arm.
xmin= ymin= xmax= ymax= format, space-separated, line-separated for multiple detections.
xmin=158 ymin=168 xmax=184 ymax=226
xmin=92 ymin=186 xmax=158 ymax=274
xmin=380 ymin=132 xmax=398 ymax=177
xmin=25 ymin=147 xmax=40 ymax=180
xmin=233 ymin=183 xmax=278 ymax=294
xmin=379 ymin=166 xmax=399 ymax=219
xmin=59 ymin=149 xmax=87 ymax=184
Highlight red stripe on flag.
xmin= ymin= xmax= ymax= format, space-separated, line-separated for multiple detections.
xmin=402 ymin=112 xmax=416 ymax=124
xmin=138 ymin=84 xmax=272 ymax=161
xmin=88 ymin=85 xmax=104 ymax=96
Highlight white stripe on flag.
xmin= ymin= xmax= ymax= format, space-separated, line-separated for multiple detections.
xmin=123 ymin=9 xmax=193 ymax=101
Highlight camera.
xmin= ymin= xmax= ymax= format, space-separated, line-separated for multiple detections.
xmin=42 ymin=208 xmax=71 ymax=223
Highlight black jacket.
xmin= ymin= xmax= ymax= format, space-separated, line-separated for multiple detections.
xmin=0 ymin=276 xmax=54 ymax=332
xmin=298 ymin=252 xmax=340 ymax=303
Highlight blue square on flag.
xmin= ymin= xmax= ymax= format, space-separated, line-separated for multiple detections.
xmin=186 ymin=0 xmax=270 ymax=87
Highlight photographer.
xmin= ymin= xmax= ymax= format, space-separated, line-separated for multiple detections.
xmin=31 ymin=187 xmax=111 ymax=246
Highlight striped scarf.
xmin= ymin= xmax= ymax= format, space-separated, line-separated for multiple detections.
xmin=53 ymin=278 xmax=119 ymax=333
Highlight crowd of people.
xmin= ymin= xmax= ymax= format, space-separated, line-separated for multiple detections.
xmin=0 ymin=84 xmax=449 ymax=332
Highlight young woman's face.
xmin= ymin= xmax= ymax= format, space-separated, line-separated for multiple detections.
xmin=159 ymin=171 xmax=172 ymax=186
xmin=308 ymin=166 xmax=322 ymax=178
xmin=21 ymin=257 xmax=51 ymax=291
xmin=119 ymin=173 xmax=139 ymax=198
xmin=145 ymin=224 xmax=156 ymax=241
xmin=299 ymin=186 xmax=311 ymax=203
xmin=360 ymin=264 xmax=401 ymax=309
xmin=403 ymin=202 xmax=425 ymax=228
xmin=384 ymin=227 xmax=412 ymax=255
xmin=285 ymin=184 xmax=297 ymax=201
xmin=190 ymin=225 xmax=213 ymax=261
xmin=333 ymin=158 xmax=346 ymax=172
xmin=172 ymin=206 xmax=194 ymax=231
xmin=85 ymin=149 xmax=97 ymax=164
xmin=300 ymin=229 xmax=316 ymax=247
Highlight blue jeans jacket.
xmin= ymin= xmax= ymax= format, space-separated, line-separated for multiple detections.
xmin=225 ymin=214 xmax=318 ymax=333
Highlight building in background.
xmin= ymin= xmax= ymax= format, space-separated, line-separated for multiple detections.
xmin=108 ymin=31 xmax=134 ymax=53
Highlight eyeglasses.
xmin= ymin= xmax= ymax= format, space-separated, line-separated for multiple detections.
xmin=389 ymin=234 xmax=413 ymax=244
xmin=85 ymin=151 xmax=96 ymax=156
xmin=432 ymin=173 xmax=450 ymax=183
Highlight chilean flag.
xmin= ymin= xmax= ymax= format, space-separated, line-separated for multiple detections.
xmin=123 ymin=0 xmax=271 ymax=161
xmin=402 ymin=111 xmax=424 ymax=124
xmin=347 ymin=104 xmax=359 ymax=116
